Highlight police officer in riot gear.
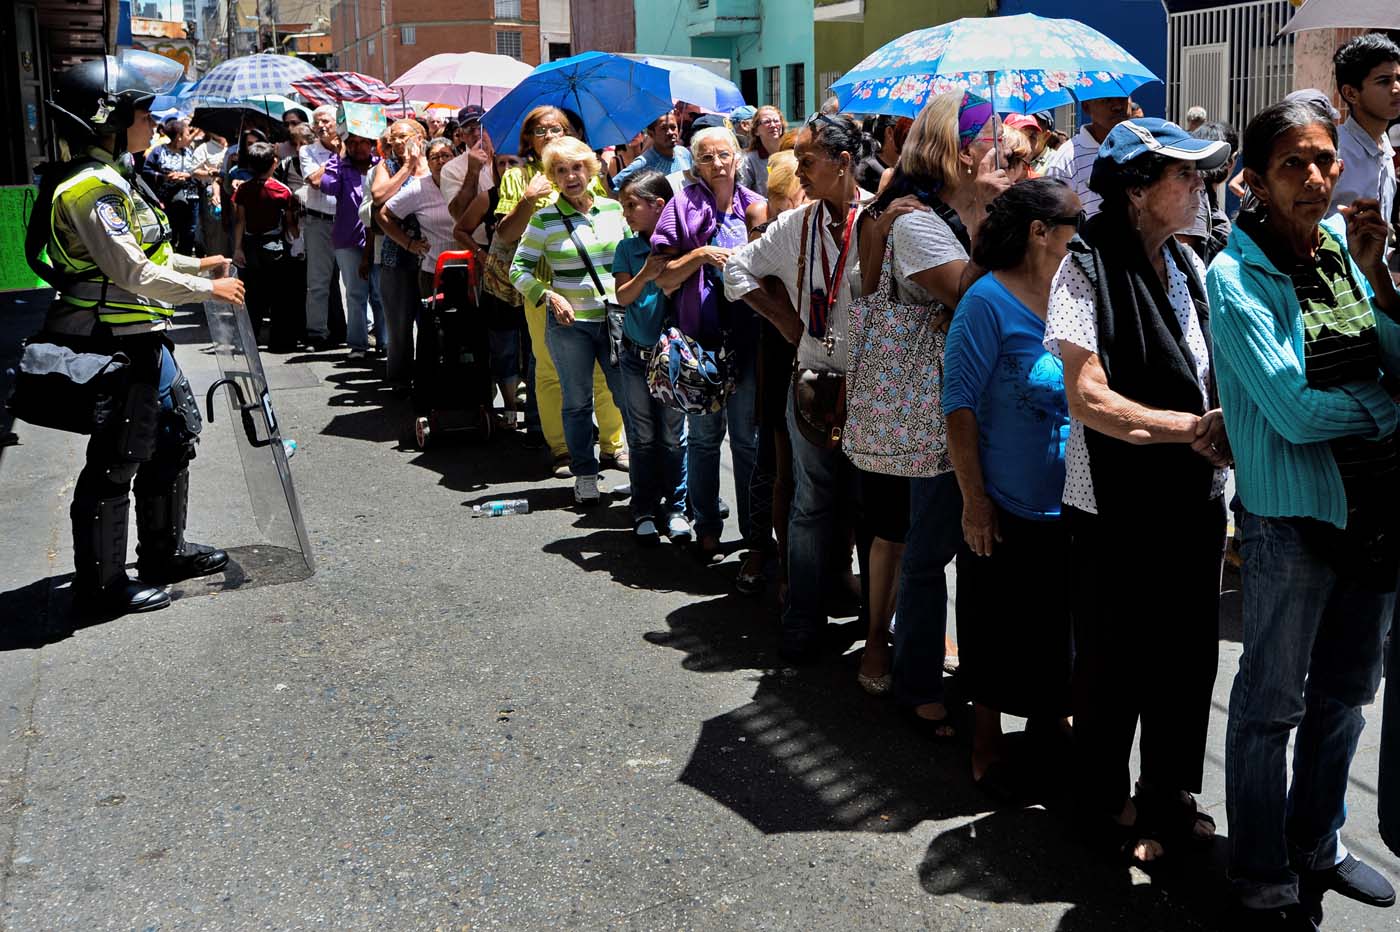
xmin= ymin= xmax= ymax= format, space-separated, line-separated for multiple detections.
xmin=28 ymin=51 xmax=246 ymax=615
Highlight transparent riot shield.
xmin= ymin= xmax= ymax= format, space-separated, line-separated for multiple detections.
xmin=201 ymin=295 xmax=314 ymax=585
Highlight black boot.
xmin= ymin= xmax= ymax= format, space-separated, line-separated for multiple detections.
xmin=135 ymin=470 xmax=229 ymax=584
xmin=71 ymin=496 xmax=171 ymax=615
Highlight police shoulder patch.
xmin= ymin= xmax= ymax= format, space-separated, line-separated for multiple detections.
xmin=94 ymin=194 xmax=131 ymax=235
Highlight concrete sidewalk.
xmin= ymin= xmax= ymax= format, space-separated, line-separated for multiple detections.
xmin=1 ymin=303 xmax=1397 ymax=931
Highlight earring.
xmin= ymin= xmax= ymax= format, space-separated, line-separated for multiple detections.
xmin=838 ymin=169 xmax=844 ymax=176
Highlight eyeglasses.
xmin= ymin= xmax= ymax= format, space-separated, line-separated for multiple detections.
xmin=695 ymin=150 xmax=735 ymax=166
xmin=757 ymin=117 xmax=785 ymax=128
xmin=531 ymin=125 xmax=566 ymax=138
xmin=428 ymin=151 xmax=454 ymax=163
xmin=1046 ymin=210 xmax=1087 ymax=231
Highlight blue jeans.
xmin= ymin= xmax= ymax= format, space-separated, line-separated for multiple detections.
xmin=892 ymin=472 xmax=962 ymax=707
xmin=334 ymin=247 xmax=384 ymax=352
xmin=782 ymin=388 xmax=860 ymax=650
xmin=545 ymin=315 xmax=626 ymax=477
xmin=1226 ymin=512 xmax=1392 ymax=909
xmin=619 ymin=347 xmax=686 ymax=523
xmin=687 ymin=348 xmax=758 ymax=539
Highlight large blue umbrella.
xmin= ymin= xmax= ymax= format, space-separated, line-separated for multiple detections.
xmin=831 ymin=14 xmax=1158 ymax=117
xmin=641 ymin=57 xmax=746 ymax=113
xmin=482 ymin=52 xmax=674 ymax=155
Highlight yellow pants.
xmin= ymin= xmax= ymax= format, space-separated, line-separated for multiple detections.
xmin=524 ymin=299 xmax=624 ymax=459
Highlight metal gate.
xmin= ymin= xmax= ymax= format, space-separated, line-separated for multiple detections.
xmin=1167 ymin=0 xmax=1295 ymax=132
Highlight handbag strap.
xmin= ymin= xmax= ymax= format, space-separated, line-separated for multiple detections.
xmin=559 ymin=209 xmax=607 ymax=298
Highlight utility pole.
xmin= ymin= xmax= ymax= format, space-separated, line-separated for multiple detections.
xmin=226 ymin=0 xmax=236 ymax=60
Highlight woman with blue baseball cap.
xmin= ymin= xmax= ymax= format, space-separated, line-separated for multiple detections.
xmin=1041 ymin=117 xmax=1231 ymax=866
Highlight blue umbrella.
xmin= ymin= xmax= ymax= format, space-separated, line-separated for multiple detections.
xmin=481 ymin=52 xmax=674 ymax=155
xmin=641 ymin=57 xmax=746 ymax=113
xmin=831 ymin=14 xmax=1158 ymax=117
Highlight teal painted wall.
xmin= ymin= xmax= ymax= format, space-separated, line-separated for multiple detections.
xmin=815 ymin=0 xmax=987 ymax=99
xmin=634 ymin=0 xmax=816 ymax=120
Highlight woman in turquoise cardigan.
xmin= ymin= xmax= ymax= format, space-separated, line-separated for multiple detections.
xmin=1209 ymin=97 xmax=1400 ymax=928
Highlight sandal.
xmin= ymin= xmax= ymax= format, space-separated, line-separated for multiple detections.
xmin=1136 ymin=785 xmax=1215 ymax=850
xmin=736 ymin=550 xmax=766 ymax=595
xmin=902 ymin=703 xmax=960 ymax=741
xmin=1089 ymin=802 xmax=1165 ymax=868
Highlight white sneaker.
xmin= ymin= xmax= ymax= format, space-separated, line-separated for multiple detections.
xmin=634 ymin=518 xmax=660 ymax=544
xmin=666 ymin=514 xmax=694 ymax=543
xmin=574 ymin=475 xmax=601 ymax=505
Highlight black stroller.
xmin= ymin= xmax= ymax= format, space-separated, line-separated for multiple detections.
xmin=412 ymin=250 xmax=495 ymax=449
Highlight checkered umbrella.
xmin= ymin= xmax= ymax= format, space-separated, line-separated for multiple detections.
xmin=187 ymin=53 xmax=321 ymax=104
xmin=289 ymin=71 xmax=402 ymax=107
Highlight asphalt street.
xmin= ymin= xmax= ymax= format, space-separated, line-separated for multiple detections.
xmin=2 ymin=303 xmax=1399 ymax=931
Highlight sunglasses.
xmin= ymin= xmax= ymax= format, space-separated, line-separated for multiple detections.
xmin=531 ymin=125 xmax=566 ymax=138
xmin=806 ymin=111 xmax=844 ymax=132
xmin=1046 ymin=210 xmax=1087 ymax=231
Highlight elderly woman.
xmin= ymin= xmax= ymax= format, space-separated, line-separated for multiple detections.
xmin=1211 ymin=100 xmax=1400 ymax=926
xmin=859 ymin=90 xmax=1008 ymax=724
xmin=723 ymin=113 xmax=870 ymax=661
xmin=943 ymin=178 xmax=1078 ymax=797
xmin=496 ymin=105 xmax=627 ymax=479
xmin=1042 ymin=119 xmax=1231 ymax=865
xmin=367 ymin=119 xmax=428 ymax=386
xmin=653 ymin=126 xmax=765 ymax=563
xmin=510 ymin=136 xmax=631 ymax=506
xmin=737 ymin=105 xmax=785 ymax=197
xmin=379 ymin=138 xmax=462 ymax=296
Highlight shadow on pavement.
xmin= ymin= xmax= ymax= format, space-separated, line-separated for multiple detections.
xmin=920 ymin=807 xmax=1234 ymax=931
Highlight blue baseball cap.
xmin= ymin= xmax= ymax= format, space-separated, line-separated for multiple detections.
xmin=1098 ymin=118 xmax=1230 ymax=170
xmin=731 ymin=105 xmax=757 ymax=122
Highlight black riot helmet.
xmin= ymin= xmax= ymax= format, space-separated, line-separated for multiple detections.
xmin=47 ymin=50 xmax=185 ymax=144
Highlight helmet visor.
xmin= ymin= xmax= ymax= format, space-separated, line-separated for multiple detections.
xmin=111 ymin=49 xmax=186 ymax=99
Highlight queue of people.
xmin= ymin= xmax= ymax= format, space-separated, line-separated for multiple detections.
xmin=127 ymin=32 xmax=1400 ymax=930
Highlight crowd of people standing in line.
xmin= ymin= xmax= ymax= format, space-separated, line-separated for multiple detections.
xmin=130 ymin=30 xmax=1400 ymax=931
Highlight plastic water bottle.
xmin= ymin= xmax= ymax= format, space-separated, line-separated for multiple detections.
xmin=472 ymin=499 xmax=529 ymax=518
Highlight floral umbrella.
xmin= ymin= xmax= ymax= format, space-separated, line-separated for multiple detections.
xmin=830 ymin=14 xmax=1158 ymax=117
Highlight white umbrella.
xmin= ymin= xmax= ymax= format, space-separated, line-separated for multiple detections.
xmin=389 ymin=52 xmax=534 ymax=110
xmin=1279 ymin=0 xmax=1400 ymax=36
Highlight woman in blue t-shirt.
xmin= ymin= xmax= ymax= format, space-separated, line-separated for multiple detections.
xmin=613 ymin=170 xmax=692 ymax=545
xmin=942 ymin=178 xmax=1080 ymax=800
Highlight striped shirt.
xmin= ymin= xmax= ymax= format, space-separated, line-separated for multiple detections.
xmin=1047 ymin=126 xmax=1106 ymax=219
xmin=510 ymin=195 xmax=628 ymax=322
xmin=1244 ymin=213 xmax=1399 ymax=488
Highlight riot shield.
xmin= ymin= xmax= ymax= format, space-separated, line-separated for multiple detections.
xmin=201 ymin=295 xmax=314 ymax=585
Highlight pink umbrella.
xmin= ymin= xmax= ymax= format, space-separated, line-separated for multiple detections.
xmin=290 ymin=71 xmax=402 ymax=107
xmin=390 ymin=52 xmax=534 ymax=109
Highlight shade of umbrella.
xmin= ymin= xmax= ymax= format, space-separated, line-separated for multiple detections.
xmin=830 ymin=14 xmax=1159 ymax=117
xmin=1280 ymin=0 xmax=1400 ymax=36
xmin=481 ymin=51 xmax=673 ymax=155
xmin=290 ymin=71 xmax=402 ymax=107
xmin=190 ymin=105 xmax=288 ymax=144
xmin=640 ymin=57 xmax=746 ymax=113
xmin=187 ymin=52 xmax=321 ymax=104
xmin=389 ymin=52 xmax=534 ymax=110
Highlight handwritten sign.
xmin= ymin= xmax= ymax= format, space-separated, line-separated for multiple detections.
xmin=0 ymin=186 xmax=47 ymax=293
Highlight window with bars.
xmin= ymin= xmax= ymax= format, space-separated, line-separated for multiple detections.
xmin=495 ymin=0 xmax=521 ymax=18
xmin=496 ymin=30 xmax=523 ymax=60
xmin=400 ymin=25 xmax=416 ymax=45
xmin=765 ymin=66 xmax=780 ymax=109
xmin=787 ymin=63 xmax=805 ymax=121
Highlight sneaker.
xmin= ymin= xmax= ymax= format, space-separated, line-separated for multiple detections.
xmin=634 ymin=518 xmax=660 ymax=545
xmin=666 ymin=514 xmax=694 ymax=544
xmin=552 ymin=454 xmax=573 ymax=480
xmin=347 ymin=349 xmax=368 ymax=361
xmin=574 ymin=475 xmax=601 ymax=506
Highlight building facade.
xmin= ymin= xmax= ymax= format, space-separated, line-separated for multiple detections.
xmin=540 ymin=0 xmax=570 ymax=61
xmin=328 ymin=0 xmax=543 ymax=82
xmin=634 ymin=0 xmax=815 ymax=120
xmin=568 ymin=0 xmax=631 ymax=56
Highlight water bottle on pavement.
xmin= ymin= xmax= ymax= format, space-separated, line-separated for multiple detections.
xmin=472 ymin=499 xmax=530 ymax=518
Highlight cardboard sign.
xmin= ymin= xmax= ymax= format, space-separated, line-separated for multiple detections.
xmin=342 ymin=102 xmax=387 ymax=141
xmin=0 ymin=186 xmax=47 ymax=293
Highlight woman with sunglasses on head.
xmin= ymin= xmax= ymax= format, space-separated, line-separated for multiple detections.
xmin=942 ymin=178 xmax=1079 ymax=800
xmin=723 ymin=111 xmax=872 ymax=661
xmin=1043 ymin=119 xmax=1232 ymax=867
xmin=854 ymin=91 xmax=1009 ymax=726
xmin=494 ymin=106 xmax=627 ymax=478
xmin=737 ymin=105 xmax=786 ymax=197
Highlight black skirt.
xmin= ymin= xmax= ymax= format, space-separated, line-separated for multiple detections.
xmin=954 ymin=507 xmax=1073 ymax=718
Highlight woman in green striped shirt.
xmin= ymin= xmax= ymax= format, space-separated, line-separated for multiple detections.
xmin=511 ymin=135 xmax=632 ymax=506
